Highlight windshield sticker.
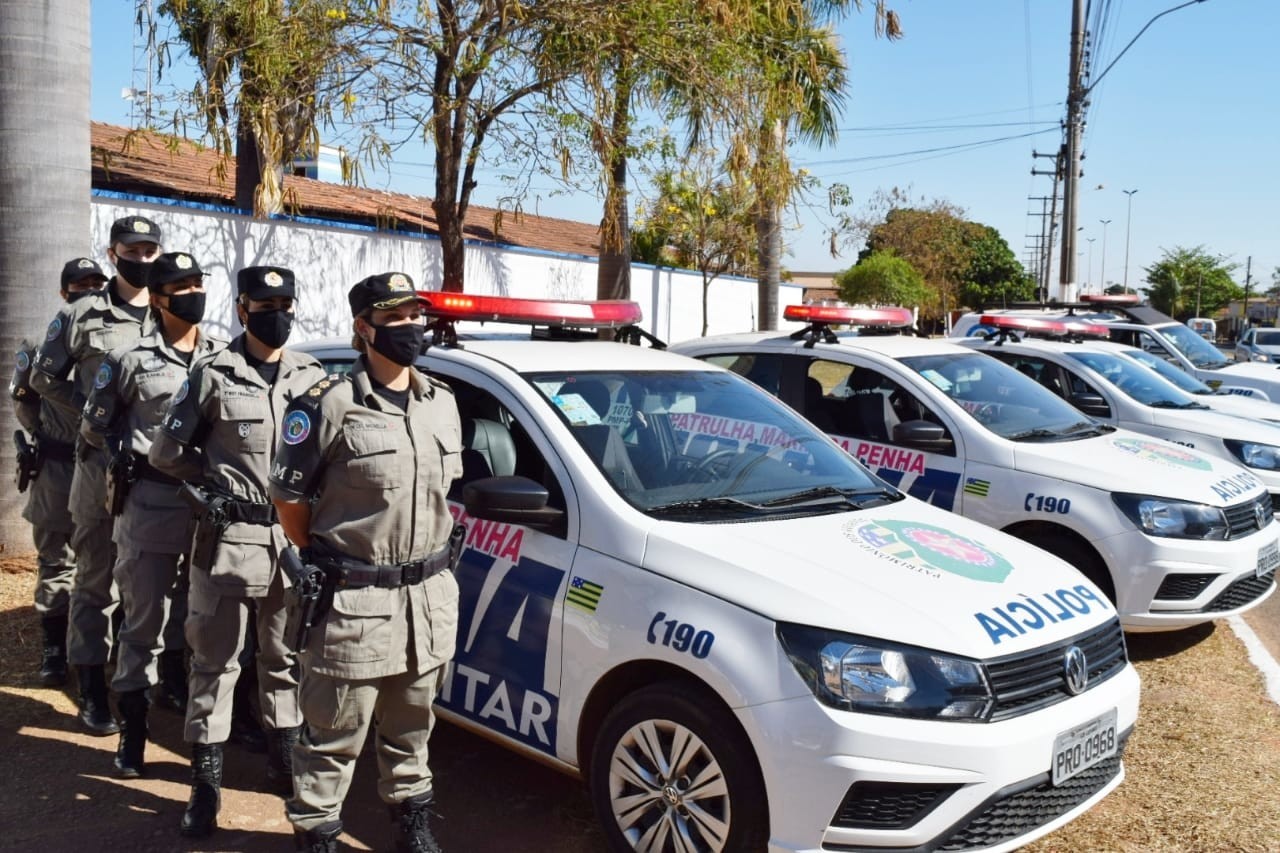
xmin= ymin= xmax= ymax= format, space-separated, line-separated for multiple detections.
xmin=1210 ymin=471 xmax=1261 ymax=502
xmin=974 ymin=586 xmax=1109 ymax=645
xmin=1111 ymin=437 xmax=1211 ymax=471
xmin=670 ymin=411 xmax=804 ymax=452
xmin=963 ymin=478 xmax=991 ymax=498
xmin=845 ymin=519 xmax=1013 ymax=583
xmin=552 ymin=393 xmax=602 ymax=426
xmin=567 ymin=576 xmax=603 ymax=614
xmin=920 ymin=369 xmax=952 ymax=392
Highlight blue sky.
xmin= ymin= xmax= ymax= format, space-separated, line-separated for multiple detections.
xmin=90 ymin=0 xmax=1277 ymax=291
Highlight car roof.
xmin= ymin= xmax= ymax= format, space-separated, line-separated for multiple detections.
xmin=676 ymin=329 xmax=973 ymax=360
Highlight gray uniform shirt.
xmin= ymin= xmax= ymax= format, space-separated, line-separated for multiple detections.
xmin=10 ymin=338 xmax=78 ymax=531
xmin=149 ymin=336 xmax=327 ymax=591
xmin=269 ymin=357 xmax=464 ymax=679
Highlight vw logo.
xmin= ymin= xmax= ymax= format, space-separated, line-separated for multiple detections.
xmin=661 ymin=785 xmax=681 ymax=807
xmin=1063 ymin=646 xmax=1088 ymax=695
xmin=1254 ymin=498 xmax=1269 ymax=531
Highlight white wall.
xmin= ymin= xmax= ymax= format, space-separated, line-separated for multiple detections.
xmin=91 ymin=195 xmax=802 ymax=344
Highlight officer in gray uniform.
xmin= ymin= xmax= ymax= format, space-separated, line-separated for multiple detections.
xmin=9 ymin=258 xmax=109 ymax=686
xmin=150 ymin=265 xmax=327 ymax=837
xmin=32 ymin=216 xmax=162 ymax=735
xmin=270 ymin=273 xmax=463 ymax=853
xmin=81 ymin=251 xmax=223 ymax=778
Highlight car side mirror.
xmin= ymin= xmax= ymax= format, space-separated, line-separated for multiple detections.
xmin=1069 ymin=393 xmax=1111 ymax=418
xmin=463 ymin=475 xmax=566 ymax=533
xmin=892 ymin=419 xmax=954 ymax=452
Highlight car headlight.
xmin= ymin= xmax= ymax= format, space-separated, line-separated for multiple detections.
xmin=1112 ymin=493 xmax=1229 ymax=540
xmin=777 ymin=623 xmax=993 ymax=721
xmin=1225 ymin=439 xmax=1280 ymax=471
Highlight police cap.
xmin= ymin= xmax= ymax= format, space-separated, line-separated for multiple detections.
xmin=147 ymin=252 xmax=206 ymax=290
xmin=348 ymin=272 xmax=427 ymax=317
xmin=109 ymin=216 xmax=163 ymax=247
xmin=238 ymin=266 xmax=297 ymax=301
xmin=60 ymin=257 xmax=109 ymax=288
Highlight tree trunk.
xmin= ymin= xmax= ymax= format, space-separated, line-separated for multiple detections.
xmin=596 ymin=59 xmax=634 ymax=302
xmin=0 ymin=0 xmax=92 ymax=549
xmin=755 ymin=203 xmax=781 ymax=331
xmin=235 ymin=120 xmax=261 ymax=215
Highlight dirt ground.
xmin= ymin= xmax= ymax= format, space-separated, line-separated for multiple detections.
xmin=2 ymin=555 xmax=1278 ymax=852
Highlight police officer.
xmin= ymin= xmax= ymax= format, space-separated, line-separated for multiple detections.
xmin=9 ymin=259 xmax=109 ymax=685
xmin=81 ymin=250 xmax=223 ymax=778
xmin=149 ymin=266 xmax=326 ymax=837
xmin=32 ymin=216 xmax=162 ymax=735
xmin=269 ymin=272 xmax=462 ymax=853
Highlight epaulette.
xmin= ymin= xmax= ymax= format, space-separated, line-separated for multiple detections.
xmin=299 ymin=372 xmax=351 ymax=406
xmin=425 ymin=373 xmax=454 ymax=396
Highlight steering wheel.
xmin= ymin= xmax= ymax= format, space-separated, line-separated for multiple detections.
xmin=682 ymin=448 xmax=741 ymax=482
xmin=973 ymin=402 xmax=1000 ymax=424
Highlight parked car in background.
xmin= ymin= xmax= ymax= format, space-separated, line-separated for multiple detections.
xmin=295 ymin=293 xmax=1140 ymax=853
xmin=1235 ymin=327 xmax=1280 ymax=363
xmin=672 ymin=305 xmax=1279 ymax=634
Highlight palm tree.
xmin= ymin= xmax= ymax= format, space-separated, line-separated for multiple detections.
xmin=0 ymin=0 xmax=92 ymax=547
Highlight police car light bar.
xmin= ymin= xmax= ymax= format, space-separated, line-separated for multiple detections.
xmin=783 ymin=304 xmax=914 ymax=327
xmin=422 ymin=293 xmax=643 ymax=328
xmin=1079 ymin=293 xmax=1141 ymax=306
xmin=977 ymin=315 xmax=1068 ymax=336
xmin=1057 ymin=319 xmax=1111 ymax=339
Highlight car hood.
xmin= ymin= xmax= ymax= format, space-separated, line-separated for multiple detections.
xmin=1130 ymin=406 xmax=1280 ymax=446
xmin=1199 ymin=392 xmax=1280 ymax=421
xmin=642 ymin=504 xmax=1115 ymax=659
xmin=1218 ymin=361 xmax=1280 ymax=383
xmin=1012 ymin=429 xmax=1266 ymax=505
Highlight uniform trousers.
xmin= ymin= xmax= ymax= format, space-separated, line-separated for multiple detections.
xmin=110 ymin=544 xmax=190 ymax=693
xmin=67 ymin=454 xmax=119 ymax=665
xmin=286 ymin=656 xmax=445 ymax=831
xmin=32 ymin=525 xmax=76 ymax=617
xmin=184 ymin=567 xmax=300 ymax=743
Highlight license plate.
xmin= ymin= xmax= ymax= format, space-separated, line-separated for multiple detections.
xmin=1257 ymin=540 xmax=1280 ymax=580
xmin=1051 ymin=708 xmax=1118 ymax=786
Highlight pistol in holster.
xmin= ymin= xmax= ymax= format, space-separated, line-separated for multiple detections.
xmin=13 ymin=430 xmax=42 ymax=493
xmin=179 ymin=483 xmax=231 ymax=572
xmin=105 ymin=437 xmax=135 ymax=516
xmin=281 ymin=547 xmax=332 ymax=651
xmin=447 ymin=522 xmax=466 ymax=571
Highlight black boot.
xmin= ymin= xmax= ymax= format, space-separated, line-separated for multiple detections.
xmin=113 ymin=688 xmax=149 ymax=778
xmin=293 ymin=820 xmax=342 ymax=853
xmin=151 ymin=649 xmax=189 ymax=714
xmin=179 ymin=742 xmax=223 ymax=837
xmin=76 ymin=665 xmax=120 ymax=736
xmin=391 ymin=792 xmax=443 ymax=853
xmin=265 ymin=725 xmax=302 ymax=797
xmin=229 ymin=673 xmax=268 ymax=754
xmin=39 ymin=614 xmax=68 ymax=687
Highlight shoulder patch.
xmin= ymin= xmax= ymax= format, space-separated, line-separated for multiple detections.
xmin=15 ymin=350 xmax=30 ymax=372
xmin=281 ymin=410 xmax=312 ymax=445
xmin=172 ymin=379 xmax=189 ymax=406
xmin=94 ymin=362 xmax=112 ymax=389
xmin=46 ymin=316 xmax=63 ymax=342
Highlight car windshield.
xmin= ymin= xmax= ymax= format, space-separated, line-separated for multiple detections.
xmin=1066 ymin=351 xmax=1201 ymax=407
xmin=526 ymin=369 xmax=897 ymax=517
xmin=1120 ymin=349 xmax=1214 ymax=394
xmin=898 ymin=352 xmax=1096 ymax=439
xmin=1156 ymin=323 xmax=1229 ymax=369
xmin=1255 ymin=330 xmax=1280 ymax=347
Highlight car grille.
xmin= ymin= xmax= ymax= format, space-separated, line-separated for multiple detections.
xmin=985 ymin=619 xmax=1127 ymax=722
xmin=830 ymin=781 xmax=961 ymax=830
xmin=932 ymin=734 xmax=1127 ymax=852
xmin=1154 ymin=573 xmax=1216 ymax=600
xmin=1224 ymin=494 xmax=1271 ymax=539
xmin=1203 ymin=570 xmax=1276 ymax=612
xmin=1271 ymin=493 xmax=1280 ymax=515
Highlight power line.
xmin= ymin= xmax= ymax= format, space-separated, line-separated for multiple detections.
xmin=798 ymin=127 xmax=1059 ymax=168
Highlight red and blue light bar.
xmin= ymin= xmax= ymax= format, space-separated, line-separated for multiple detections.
xmin=783 ymin=304 xmax=914 ymax=328
xmin=420 ymin=292 xmax=643 ymax=328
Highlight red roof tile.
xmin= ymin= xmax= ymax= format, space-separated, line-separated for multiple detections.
xmin=91 ymin=121 xmax=602 ymax=258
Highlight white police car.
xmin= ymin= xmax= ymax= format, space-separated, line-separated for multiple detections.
xmin=297 ymin=294 xmax=1139 ymax=853
xmin=957 ymin=314 xmax=1280 ymax=510
xmin=671 ymin=305 xmax=1279 ymax=634
xmin=1113 ymin=345 xmax=1280 ymax=423
xmin=952 ymin=296 xmax=1280 ymax=401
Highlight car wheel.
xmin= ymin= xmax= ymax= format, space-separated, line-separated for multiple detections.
xmin=1035 ymin=531 xmax=1117 ymax=604
xmin=589 ymin=681 xmax=769 ymax=853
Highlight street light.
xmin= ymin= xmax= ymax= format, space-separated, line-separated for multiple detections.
xmin=1086 ymin=237 xmax=1097 ymax=291
xmin=1122 ymin=189 xmax=1138 ymax=291
xmin=1099 ymin=219 xmax=1113 ymax=290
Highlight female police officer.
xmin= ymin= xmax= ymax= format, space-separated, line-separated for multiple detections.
xmin=269 ymin=272 xmax=462 ymax=853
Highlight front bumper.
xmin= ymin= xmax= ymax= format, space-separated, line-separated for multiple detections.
xmin=742 ymin=661 xmax=1141 ymax=852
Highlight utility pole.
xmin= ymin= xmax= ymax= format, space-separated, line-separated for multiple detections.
xmin=1243 ymin=255 xmax=1253 ymax=328
xmin=1058 ymin=0 xmax=1087 ymax=300
xmin=1099 ymin=219 xmax=1112 ymax=290
xmin=1122 ymin=189 xmax=1138 ymax=290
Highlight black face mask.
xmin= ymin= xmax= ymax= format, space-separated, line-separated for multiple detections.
xmin=113 ymin=257 xmax=151 ymax=288
xmin=65 ymin=288 xmax=100 ymax=303
xmin=368 ymin=321 xmax=425 ymax=367
xmin=244 ymin=308 xmax=294 ymax=349
xmin=164 ymin=291 xmax=207 ymax=325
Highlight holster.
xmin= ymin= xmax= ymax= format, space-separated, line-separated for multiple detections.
xmin=13 ymin=431 xmax=41 ymax=493
xmin=105 ymin=439 xmax=135 ymax=516
xmin=280 ymin=547 xmax=332 ymax=652
xmin=179 ymin=483 xmax=229 ymax=573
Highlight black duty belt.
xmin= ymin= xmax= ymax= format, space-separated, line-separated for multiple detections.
xmin=132 ymin=454 xmax=183 ymax=486
xmin=222 ymin=500 xmax=277 ymax=525
xmin=323 ymin=546 xmax=453 ymax=590
xmin=42 ymin=439 xmax=76 ymax=462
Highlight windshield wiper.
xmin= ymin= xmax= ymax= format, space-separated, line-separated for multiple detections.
xmin=1060 ymin=420 xmax=1113 ymax=436
xmin=759 ymin=485 xmax=901 ymax=509
xmin=647 ymin=496 xmax=765 ymax=518
xmin=1005 ymin=427 xmax=1068 ymax=441
xmin=1150 ymin=399 xmax=1209 ymax=410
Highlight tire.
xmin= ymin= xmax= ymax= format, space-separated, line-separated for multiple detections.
xmin=1034 ymin=531 xmax=1117 ymax=604
xmin=588 ymin=681 xmax=769 ymax=853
